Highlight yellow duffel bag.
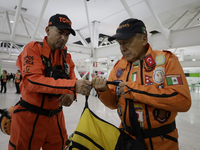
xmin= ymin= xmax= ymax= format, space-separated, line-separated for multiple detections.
xmin=68 ymin=96 xmax=147 ymax=150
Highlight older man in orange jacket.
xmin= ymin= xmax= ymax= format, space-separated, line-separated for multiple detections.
xmin=92 ymin=18 xmax=191 ymax=150
xmin=9 ymin=14 xmax=92 ymax=150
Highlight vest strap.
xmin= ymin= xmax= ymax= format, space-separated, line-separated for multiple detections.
xmin=123 ymin=121 xmax=176 ymax=139
xmin=19 ymin=98 xmax=62 ymax=118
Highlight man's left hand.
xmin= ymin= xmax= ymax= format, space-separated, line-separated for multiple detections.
xmin=119 ymin=82 xmax=127 ymax=98
xmin=57 ymin=94 xmax=74 ymax=107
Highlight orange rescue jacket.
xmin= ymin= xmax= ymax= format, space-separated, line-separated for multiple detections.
xmin=98 ymin=44 xmax=191 ymax=150
xmin=16 ymin=36 xmax=77 ymax=110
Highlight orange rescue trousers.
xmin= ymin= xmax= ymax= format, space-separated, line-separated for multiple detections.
xmin=8 ymin=104 xmax=67 ymax=150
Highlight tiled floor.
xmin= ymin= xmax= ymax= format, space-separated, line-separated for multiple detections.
xmin=0 ymin=82 xmax=200 ymax=150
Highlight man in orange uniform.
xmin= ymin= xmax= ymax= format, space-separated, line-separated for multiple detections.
xmin=92 ymin=18 xmax=191 ymax=150
xmin=9 ymin=14 xmax=92 ymax=150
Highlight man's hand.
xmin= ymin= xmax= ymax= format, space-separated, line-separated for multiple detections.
xmin=119 ymin=82 xmax=127 ymax=98
xmin=91 ymin=73 xmax=108 ymax=92
xmin=57 ymin=94 xmax=74 ymax=107
xmin=75 ymin=79 xmax=92 ymax=95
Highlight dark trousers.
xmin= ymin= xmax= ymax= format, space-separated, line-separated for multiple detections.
xmin=15 ymin=83 xmax=20 ymax=93
xmin=1 ymin=82 xmax=7 ymax=93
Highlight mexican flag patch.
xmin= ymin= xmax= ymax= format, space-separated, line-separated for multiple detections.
xmin=166 ymin=75 xmax=183 ymax=85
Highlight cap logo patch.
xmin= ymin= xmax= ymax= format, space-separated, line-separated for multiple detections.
xmin=118 ymin=23 xmax=129 ymax=29
xmin=142 ymin=26 xmax=147 ymax=34
xmin=59 ymin=17 xmax=71 ymax=25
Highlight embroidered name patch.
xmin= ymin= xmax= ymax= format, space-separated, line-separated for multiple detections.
xmin=23 ymin=66 xmax=33 ymax=75
xmin=166 ymin=75 xmax=183 ymax=85
xmin=153 ymin=67 xmax=165 ymax=84
xmin=23 ymin=55 xmax=34 ymax=66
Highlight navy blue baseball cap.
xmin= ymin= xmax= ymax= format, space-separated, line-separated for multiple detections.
xmin=108 ymin=18 xmax=147 ymax=41
xmin=48 ymin=14 xmax=76 ymax=36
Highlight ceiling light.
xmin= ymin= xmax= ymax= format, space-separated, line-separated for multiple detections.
xmin=85 ymin=59 xmax=90 ymax=62
xmin=197 ymin=18 xmax=200 ymax=21
xmin=2 ymin=60 xmax=16 ymax=63
xmin=109 ymin=56 xmax=116 ymax=59
xmin=10 ymin=20 xmax=14 ymax=23
xmin=11 ymin=53 xmax=19 ymax=56
xmin=14 ymin=6 xmax=27 ymax=12
xmin=192 ymin=59 xmax=196 ymax=61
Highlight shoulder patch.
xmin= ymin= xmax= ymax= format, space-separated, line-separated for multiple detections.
xmin=155 ymin=55 xmax=166 ymax=65
xmin=166 ymin=74 xmax=183 ymax=85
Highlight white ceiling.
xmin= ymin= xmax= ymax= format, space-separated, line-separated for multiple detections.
xmin=0 ymin=0 xmax=200 ymax=65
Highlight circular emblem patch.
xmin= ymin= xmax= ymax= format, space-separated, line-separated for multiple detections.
xmin=153 ymin=67 xmax=165 ymax=84
xmin=117 ymin=104 xmax=122 ymax=117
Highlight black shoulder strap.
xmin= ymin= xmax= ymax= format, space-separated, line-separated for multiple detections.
xmin=128 ymin=99 xmax=143 ymax=137
xmin=63 ymin=49 xmax=67 ymax=60
xmin=128 ymin=99 xmax=147 ymax=149
xmin=62 ymin=49 xmax=69 ymax=77
xmin=85 ymin=96 xmax=89 ymax=108
xmin=38 ymin=42 xmax=52 ymax=77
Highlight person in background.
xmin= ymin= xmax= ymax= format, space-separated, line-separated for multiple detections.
xmin=14 ymin=70 xmax=22 ymax=94
xmin=9 ymin=14 xmax=92 ymax=150
xmin=7 ymin=73 xmax=11 ymax=82
xmin=12 ymin=73 xmax=15 ymax=82
xmin=92 ymin=18 xmax=191 ymax=150
xmin=10 ymin=73 xmax=14 ymax=82
xmin=0 ymin=70 xmax=8 ymax=93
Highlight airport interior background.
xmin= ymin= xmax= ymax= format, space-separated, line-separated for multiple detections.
xmin=0 ymin=0 xmax=200 ymax=150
